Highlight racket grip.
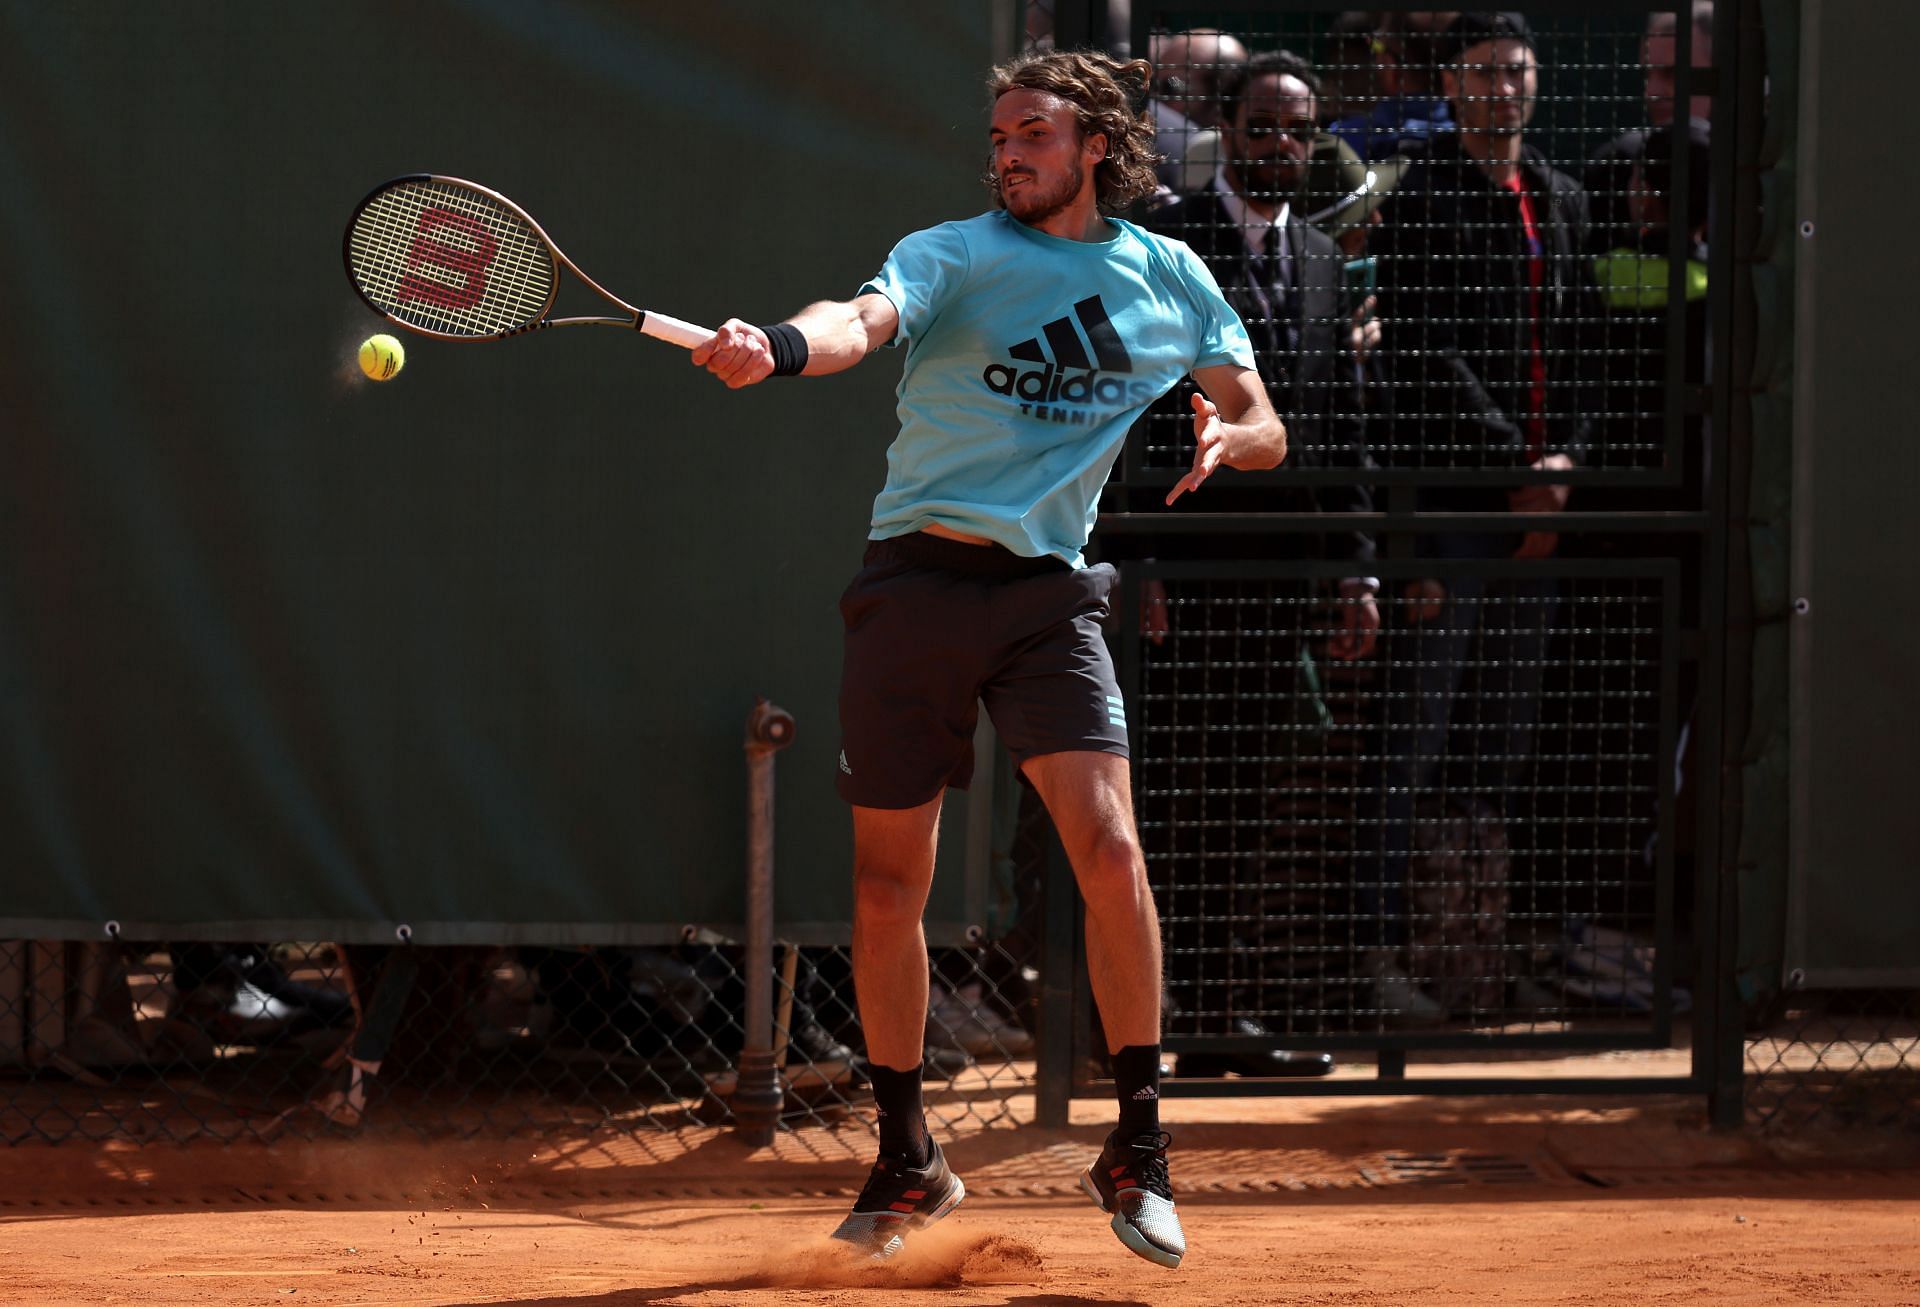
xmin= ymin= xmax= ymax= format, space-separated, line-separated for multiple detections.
xmin=637 ymin=311 xmax=713 ymax=349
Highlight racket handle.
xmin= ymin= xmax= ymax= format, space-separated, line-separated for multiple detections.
xmin=637 ymin=311 xmax=713 ymax=349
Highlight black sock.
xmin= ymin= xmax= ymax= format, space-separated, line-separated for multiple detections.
xmin=868 ymin=1062 xmax=930 ymax=1166
xmin=1112 ymin=1044 xmax=1162 ymax=1138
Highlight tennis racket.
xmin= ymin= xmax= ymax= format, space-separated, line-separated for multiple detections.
xmin=343 ymin=174 xmax=712 ymax=347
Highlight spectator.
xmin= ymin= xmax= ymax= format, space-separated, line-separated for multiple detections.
xmin=1565 ymin=118 xmax=1713 ymax=969
xmin=1327 ymin=10 xmax=1461 ymax=160
xmin=1585 ymin=116 xmax=1711 ymax=480
xmin=1316 ymin=11 xmax=1389 ymax=128
xmin=1147 ymin=28 xmax=1250 ymax=193
xmin=1143 ymin=49 xmax=1383 ymax=1075
xmin=309 ymin=942 xmax=420 ymax=1128
xmin=1360 ymin=11 xmax=1597 ymax=1020
xmin=1585 ymin=4 xmax=1714 ymax=251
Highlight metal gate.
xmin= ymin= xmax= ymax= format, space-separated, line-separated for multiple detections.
xmin=1026 ymin=0 xmax=1759 ymax=1121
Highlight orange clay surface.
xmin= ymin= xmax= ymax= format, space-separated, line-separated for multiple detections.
xmin=1 ymin=1054 xmax=1916 ymax=1306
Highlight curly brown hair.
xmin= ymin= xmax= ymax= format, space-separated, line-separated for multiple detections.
xmin=984 ymin=50 xmax=1160 ymax=215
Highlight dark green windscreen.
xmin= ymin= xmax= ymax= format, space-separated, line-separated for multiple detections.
xmin=0 ymin=2 xmax=997 ymax=942
xmin=1783 ymin=0 xmax=1920 ymax=984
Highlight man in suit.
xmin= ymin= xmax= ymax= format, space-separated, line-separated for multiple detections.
xmin=1149 ymin=48 xmax=1377 ymax=558
xmin=1142 ymin=48 xmax=1379 ymax=1075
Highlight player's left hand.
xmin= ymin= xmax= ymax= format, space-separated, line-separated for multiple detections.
xmin=1167 ymin=392 xmax=1225 ymax=505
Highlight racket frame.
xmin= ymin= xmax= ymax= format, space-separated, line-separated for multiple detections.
xmin=343 ymin=174 xmax=710 ymax=347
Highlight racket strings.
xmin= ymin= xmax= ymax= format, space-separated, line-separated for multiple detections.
xmin=347 ymin=179 xmax=555 ymax=337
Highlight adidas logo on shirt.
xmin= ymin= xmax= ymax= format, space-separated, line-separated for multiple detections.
xmin=981 ymin=294 xmax=1160 ymax=421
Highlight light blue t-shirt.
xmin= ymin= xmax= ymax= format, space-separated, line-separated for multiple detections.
xmin=858 ymin=210 xmax=1254 ymax=567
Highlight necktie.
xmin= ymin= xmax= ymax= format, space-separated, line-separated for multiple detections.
xmin=1264 ymin=226 xmax=1291 ymax=319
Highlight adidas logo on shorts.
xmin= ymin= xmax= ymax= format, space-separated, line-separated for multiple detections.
xmin=839 ymin=750 xmax=853 ymax=776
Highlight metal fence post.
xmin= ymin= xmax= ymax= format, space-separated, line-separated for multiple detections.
xmin=734 ymin=697 xmax=795 ymax=1148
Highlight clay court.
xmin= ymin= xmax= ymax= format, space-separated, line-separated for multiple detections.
xmin=4 ymin=1062 xmax=1916 ymax=1307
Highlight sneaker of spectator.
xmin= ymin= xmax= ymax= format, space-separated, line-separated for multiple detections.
xmin=779 ymin=1016 xmax=863 ymax=1089
xmin=167 ymin=943 xmax=354 ymax=1047
xmin=1363 ymin=950 xmax=1448 ymax=1027
xmin=926 ymin=981 xmax=1035 ymax=1058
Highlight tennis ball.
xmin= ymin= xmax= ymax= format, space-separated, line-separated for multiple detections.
xmin=358 ymin=333 xmax=405 ymax=381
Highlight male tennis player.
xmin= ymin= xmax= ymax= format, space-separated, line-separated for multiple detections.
xmin=693 ymin=49 xmax=1285 ymax=1270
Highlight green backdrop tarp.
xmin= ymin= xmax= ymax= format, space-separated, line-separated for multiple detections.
xmin=1777 ymin=0 xmax=1920 ymax=987
xmin=0 ymin=1 xmax=996 ymax=943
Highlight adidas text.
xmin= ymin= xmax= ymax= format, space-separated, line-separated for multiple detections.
xmin=981 ymin=362 xmax=1159 ymax=408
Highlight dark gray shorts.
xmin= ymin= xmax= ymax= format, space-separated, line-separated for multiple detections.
xmin=836 ymin=533 xmax=1128 ymax=809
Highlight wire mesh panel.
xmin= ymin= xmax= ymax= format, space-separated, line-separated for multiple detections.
xmin=1129 ymin=561 xmax=1679 ymax=1048
xmin=1125 ymin=5 xmax=1705 ymax=483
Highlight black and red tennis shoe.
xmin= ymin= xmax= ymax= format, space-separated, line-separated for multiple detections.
xmin=1080 ymin=1128 xmax=1186 ymax=1267
xmin=828 ymin=1138 xmax=966 ymax=1260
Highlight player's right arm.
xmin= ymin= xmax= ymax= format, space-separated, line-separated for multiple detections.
xmin=691 ymin=293 xmax=900 ymax=389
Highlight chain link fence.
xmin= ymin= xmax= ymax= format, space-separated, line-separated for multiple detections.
xmin=1744 ymin=990 xmax=1920 ymax=1133
xmin=0 ymin=938 xmax=1035 ymax=1145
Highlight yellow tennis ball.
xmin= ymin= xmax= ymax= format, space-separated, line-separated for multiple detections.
xmin=358 ymin=333 xmax=405 ymax=381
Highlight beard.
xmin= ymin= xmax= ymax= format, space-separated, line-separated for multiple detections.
xmin=1481 ymin=100 xmax=1534 ymax=137
xmin=1002 ymin=162 xmax=1087 ymax=225
xmin=1229 ymin=158 xmax=1304 ymax=205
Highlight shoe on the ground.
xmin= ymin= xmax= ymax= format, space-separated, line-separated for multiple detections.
xmin=1174 ymin=1018 xmax=1334 ymax=1078
xmin=1080 ymin=1129 xmax=1184 ymax=1268
xmin=788 ymin=1018 xmax=857 ymax=1066
xmin=926 ymin=982 xmax=1036 ymax=1058
xmin=1363 ymin=951 xmax=1448 ymax=1027
xmin=918 ymin=1045 xmax=973 ymax=1081
xmin=311 ymin=1057 xmax=380 ymax=1130
xmin=828 ymin=1138 xmax=966 ymax=1260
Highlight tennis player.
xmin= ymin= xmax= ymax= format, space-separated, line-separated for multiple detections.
xmin=693 ymin=49 xmax=1285 ymax=1269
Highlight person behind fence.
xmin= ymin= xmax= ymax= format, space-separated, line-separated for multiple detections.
xmin=1315 ymin=11 xmax=1391 ymax=131
xmin=1584 ymin=3 xmax=1714 ymax=254
xmin=1146 ymin=28 xmax=1249 ymax=194
xmin=1582 ymin=116 xmax=1710 ymax=493
xmin=1327 ymin=10 xmax=1462 ymax=162
xmin=689 ymin=48 xmax=1286 ymax=1269
xmin=1360 ymin=11 xmax=1598 ymax=1021
xmin=309 ymin=943 xmax=420 ymax=1129
xmin=1140 ymin=48 xmax=1384 ymax=1077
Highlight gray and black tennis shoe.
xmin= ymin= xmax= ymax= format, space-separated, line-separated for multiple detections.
xmin=1080 ymin=1128 xmax=1185 ymax=1268
xmin=828 ymin=1138 xmax=966 ymax=1260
